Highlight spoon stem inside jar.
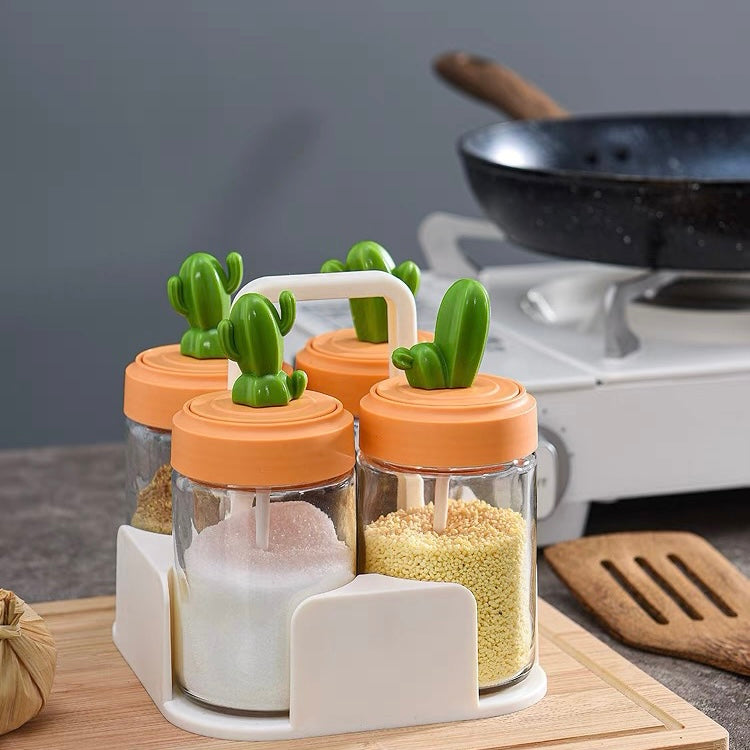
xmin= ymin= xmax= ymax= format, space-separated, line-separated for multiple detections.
xmin=255 ymin=490 xmax=271 ymax=550
xmin=433 ymin=475 xmax=450 ymax=532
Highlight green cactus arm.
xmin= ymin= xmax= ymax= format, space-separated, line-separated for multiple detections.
xmin=434 ymin=279 xmax=490 ymax=388
xmin=320 ymin=259 xmax=346 ymax=273
xmin=277 ymin=290 xmax=296 ymax=336
xmin=167 ymin=275 xmax=188 ymax=317
xmin=391 ymin=347 xmax=414 ymax=371
xmin=287 ymin=369 xmax=308 ymax=400
xmin=392 ymin=342 xmax=448 ymax=389
xmin=217 ymin=319 xmax=241 ymax=362
xmin=223 ymin=252 xmax=244 ymax=294
xmin=393 ymin=260 xmax=421 ymax=296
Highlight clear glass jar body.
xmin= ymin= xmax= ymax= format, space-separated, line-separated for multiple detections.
xmin=125 ymin=418 xmax=172 ymax=534
xmin=172 ymin=471 xmax=357 ymax=713
xmin=357 ymin=452 xmax=537 ymax=692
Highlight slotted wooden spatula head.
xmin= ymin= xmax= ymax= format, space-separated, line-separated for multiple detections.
xmin=545 ymin=531 xmax=750 ymax=676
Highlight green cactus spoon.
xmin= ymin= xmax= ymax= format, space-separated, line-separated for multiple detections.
xmin=321 ymin=241 xmax=420 ymax=343
xmin=392 ymin=278 xmax=490 ymax=389
xmin=168 ymin=252 xmax=243 ymax=358
xmin=218 ymin=291 xmax=307 ymax=407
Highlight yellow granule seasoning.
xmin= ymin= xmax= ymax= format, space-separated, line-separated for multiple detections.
xmin=131 ymin=463 xmax=172 ymax=534
xmin=364 ymin=498 xmax=532 ymax=687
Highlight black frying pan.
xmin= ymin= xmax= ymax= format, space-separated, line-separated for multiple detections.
xmin=434 ymin=52 xmax=750 ymax=271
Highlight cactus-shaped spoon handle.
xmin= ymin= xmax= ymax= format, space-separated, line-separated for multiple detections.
xmin=168 ymin=252 xmax=244 ymax=358
xmin=218 ymin=291 xmax=307 ymax=407
xmin=321 ymin=241 xmax=420 ymax=343
xmin=392 ymin=278 xmax=489 ymax=389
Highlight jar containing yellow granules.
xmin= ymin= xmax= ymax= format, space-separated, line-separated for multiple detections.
xmin=123 ymin=252 xmax=243 ymax=533
xmin=357 ymin=278 xmax=538 ymax=692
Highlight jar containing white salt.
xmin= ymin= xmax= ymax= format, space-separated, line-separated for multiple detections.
xmin=123 ymin=251 xmax=243 ymax=534
xmin=357 ymin=278 xmax=538 ymax=692
xmin=170 ymin=290 xmax=356 ymax=713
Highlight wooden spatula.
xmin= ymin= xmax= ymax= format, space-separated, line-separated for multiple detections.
xmin=544 ymin=531 xmax=750 ymax=675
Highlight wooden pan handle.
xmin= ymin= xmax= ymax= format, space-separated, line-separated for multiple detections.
xmin=433 ymin=51 xmax=568 ymax=121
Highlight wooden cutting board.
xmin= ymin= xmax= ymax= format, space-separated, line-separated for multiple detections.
xmin=1 ymin=596 xmax=727 ymax=750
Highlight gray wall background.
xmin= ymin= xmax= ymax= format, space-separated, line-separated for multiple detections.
xmin=3 ymin=0 xmax=750 ymax=448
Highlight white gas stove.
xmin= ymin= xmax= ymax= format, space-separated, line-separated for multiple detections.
xmin=289 ymin=213 xmax=750 ymax=545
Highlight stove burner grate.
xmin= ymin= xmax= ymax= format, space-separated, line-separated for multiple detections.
xmin=639 ymin=277 xmax=750 ymax=311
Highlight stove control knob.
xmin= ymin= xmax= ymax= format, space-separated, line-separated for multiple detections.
xmin=536 ymin=428 xmax=568 ymax=520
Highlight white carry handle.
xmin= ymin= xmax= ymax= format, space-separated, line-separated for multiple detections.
xmin=228 ymin=270 xmax=419 ymax=388
xmin=418 ymin=212 xmax=504 ymax=276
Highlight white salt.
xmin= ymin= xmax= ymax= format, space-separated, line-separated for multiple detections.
xmin=174 ymin=500 xmax=354 ymax=711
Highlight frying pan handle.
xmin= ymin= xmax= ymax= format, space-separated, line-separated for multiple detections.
xmin=418 ymin=212 xmax=503 ymax=277
xmin=433 ymin=52 xmax=568 ymax=120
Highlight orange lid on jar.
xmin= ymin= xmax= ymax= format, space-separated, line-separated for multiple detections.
xmin=296 ymin=328 xmax=432 ymax=417
xmin=124 ymin=345 xmax=293 ymax=431
xmin=171 ymin=390 xmax=354 ymax=487
xmin=359 ymin=374 xmax=537 ymax=470
xmin=124 ymin=251 xmax=250 ymax=431
xmin=123 ymin=345 xmax=228 ymax=431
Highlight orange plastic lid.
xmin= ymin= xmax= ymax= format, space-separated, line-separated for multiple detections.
xmin=123 ymin=345 xmax=228 ymax=431
xmin=296 ymin=328 xmax=432 ymax=417
xmin=358 ymin=373 xmax=537 ymax=470
xmin=171 ymin=390 xmax=354 ymax=488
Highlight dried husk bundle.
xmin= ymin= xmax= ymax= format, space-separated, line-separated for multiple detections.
xmin=0 ymin=589 xmax=57 ymax=735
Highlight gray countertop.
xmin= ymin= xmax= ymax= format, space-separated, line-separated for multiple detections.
xmin=1 ymin=444 xmax=747 ymax=746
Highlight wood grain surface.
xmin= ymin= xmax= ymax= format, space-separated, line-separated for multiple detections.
xmin=433 ymin=52 xmax=568 ymax=120
xmin=0 ymin=595 xmax=727 ymax=750
xmin=545 ymin=531 xmax=750 ymax=676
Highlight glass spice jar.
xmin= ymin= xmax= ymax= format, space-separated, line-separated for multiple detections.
xmin=357 ymin=279 xmax=539 ymax=692
xmin=123 ymin=346 xmax=228 ymax=533
xmin=170 ymin=290 xmax=356 ymax=714
xmin=296 ymin=241 xmax=427 ymax=440
xmin=122 ymin=252 xmax=243 ymax=534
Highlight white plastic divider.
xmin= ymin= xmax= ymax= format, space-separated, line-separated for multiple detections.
xmin=227 ymin=270 xmax=419 ymax=388
xmin=113 ymin=526 xmax=547 ymax=741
